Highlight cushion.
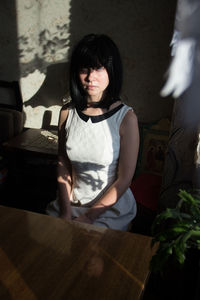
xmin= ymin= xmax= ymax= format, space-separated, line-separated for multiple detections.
xmin=130 ymin=172 xmax=162 ymax=211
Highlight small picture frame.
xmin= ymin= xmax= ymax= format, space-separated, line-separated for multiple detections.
xmin=140 ymin=119 xmax=170 ymax=176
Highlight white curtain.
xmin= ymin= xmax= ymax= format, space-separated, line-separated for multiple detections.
xmin=160 ymin=0 xmax=200 ymax=209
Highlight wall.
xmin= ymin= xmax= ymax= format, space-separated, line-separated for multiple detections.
xmin=0 ymin=0 xmax=177 ymax=128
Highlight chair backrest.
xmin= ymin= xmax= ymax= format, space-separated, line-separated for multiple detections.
xmin=0 ymin=81 xmax=23 ymax=112
xmin=0 ymin=81 xmax=24 ymax=143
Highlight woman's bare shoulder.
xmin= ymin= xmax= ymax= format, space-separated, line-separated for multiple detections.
xmin=60 ymin=102 xmax=74 ymax=119
xmin=59 ymin=103 xmax=73 ymax=129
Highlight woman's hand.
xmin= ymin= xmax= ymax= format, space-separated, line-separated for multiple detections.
xmin=59 ymin=212 xmax=72 ymax=221
xmin=73 ymin=214 xmax=93 ymax=224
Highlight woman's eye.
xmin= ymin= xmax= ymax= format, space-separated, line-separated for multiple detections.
xmin=96 ymin=66 xmax=104 ymax=71
xmin=79 ymin=68 xmax=88 ymax=74
xmin=97 ymin=66 xmax=104 ymax=71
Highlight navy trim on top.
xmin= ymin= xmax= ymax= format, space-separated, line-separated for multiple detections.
xmin=76 ymin=104 xmax=124 ymax=123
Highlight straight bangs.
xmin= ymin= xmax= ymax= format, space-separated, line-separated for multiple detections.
xmin=76 ymin=47 xmax=109 ymax=72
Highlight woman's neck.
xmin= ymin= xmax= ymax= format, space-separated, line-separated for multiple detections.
xmin=82 ymin=100 xmax=122 ymax=116
xmin=87 ymin=100 xmax=102 ymax=108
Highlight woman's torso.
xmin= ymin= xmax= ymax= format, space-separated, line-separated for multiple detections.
xmin=65 ymin=103 xmax=133 ymax=205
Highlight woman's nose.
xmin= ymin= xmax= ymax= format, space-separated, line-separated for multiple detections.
xmin=87 ymin=69 xmax=95 ymax=81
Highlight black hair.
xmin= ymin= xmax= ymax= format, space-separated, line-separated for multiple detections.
xmin=69 ymin=34 xmax=123 ymax=110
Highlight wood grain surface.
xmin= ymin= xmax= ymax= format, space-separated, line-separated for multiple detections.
xmin=0 ymin=205 xmax=156 ymax=300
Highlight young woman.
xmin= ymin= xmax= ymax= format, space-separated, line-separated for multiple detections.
xmin=46 ymin=34 xmax=139 ymax=231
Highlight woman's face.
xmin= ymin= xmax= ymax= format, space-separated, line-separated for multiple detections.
xmin=79 ymin=66 xmax=109 ymax=102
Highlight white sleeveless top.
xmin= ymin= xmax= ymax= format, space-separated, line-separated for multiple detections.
xmin=65 ymin=103 xmax=135 ymax=207
xmin=46 ymin=103 xmax=137 ymax=230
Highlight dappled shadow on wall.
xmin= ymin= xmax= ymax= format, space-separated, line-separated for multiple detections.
xmin=22 ymin=62 xmax=69 ymax=129
xmin=18 ymin=24 xmax=71 ymax=128
xmin=15 ymin=0 xmax=72 ymax=129
xmin=18 ymin=25 xmax=70 ymax=78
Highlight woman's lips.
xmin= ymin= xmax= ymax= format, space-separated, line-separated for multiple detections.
xmin=87 ymin=85 xmax=97 ymax=89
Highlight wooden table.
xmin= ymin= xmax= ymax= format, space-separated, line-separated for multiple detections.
xmin=0 ymin=205 xmax=157 ymax=300
xmin=3 ymin=128 xmax=58 ymax=157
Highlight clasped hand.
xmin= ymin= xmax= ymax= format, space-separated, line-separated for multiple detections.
xmin=73 ymin=214 xmax=93 ymax=224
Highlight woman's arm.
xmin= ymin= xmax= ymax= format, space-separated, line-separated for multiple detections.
xmin=57 ymin=106 xmax=72 ymax=220
xmin=76 ymin=109 xmax=140 ymax=223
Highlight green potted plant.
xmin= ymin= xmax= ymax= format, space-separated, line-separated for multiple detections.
xmin=149 ymin=189 xmax=200 ymax=299
xmin=150 ymin=189 xmax=200 ymax=273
